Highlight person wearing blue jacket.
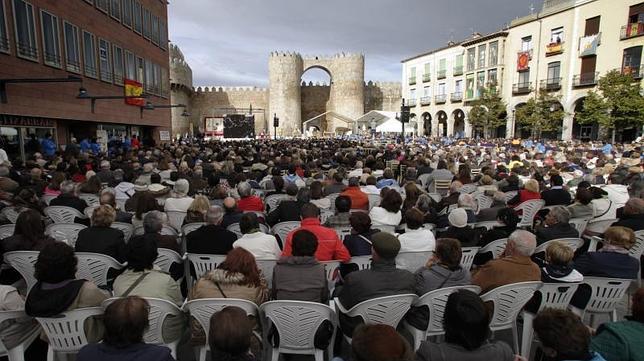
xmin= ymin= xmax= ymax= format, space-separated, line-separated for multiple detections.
xmin=40 ymin=133 xmax=56 ymax=157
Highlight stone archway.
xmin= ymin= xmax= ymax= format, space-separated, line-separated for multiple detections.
xmin=571 ymin=97 xmax=599 ymax=141
xmin=436 ymin=110 xmax=448 ymax=137
xmin=422 ymin=112 xmax=432 ymax=136
xmin=452 ymin=109 xmax=465 ymax=138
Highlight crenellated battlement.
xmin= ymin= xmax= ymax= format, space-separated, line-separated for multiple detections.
xmin=301 ymin=81 xmax=330 ymax=87
xmin=269 ymin=51 xmax=364 ymax=60
xmin=364 ymin=81 xmax=402 ymax=88
xmin=193 ymin=86 xmax=268 ymax=93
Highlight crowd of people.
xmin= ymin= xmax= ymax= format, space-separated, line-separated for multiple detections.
xmin=0 ymin=135 xmax=642 ymax=361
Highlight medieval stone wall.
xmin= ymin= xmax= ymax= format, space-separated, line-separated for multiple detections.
xmin=364 ymin=81 xmax=403 ymax=113
xmin=300 ymin=82 xmax=331 ymax=130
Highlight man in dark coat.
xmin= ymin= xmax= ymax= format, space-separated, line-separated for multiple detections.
xmin=612 ymin=198 xmax=644 ymax=232
xmin=534 ymin=206 xmax=579 ymax=245
xmin=266 ymin=185 xmax=305 ymax=226
xmin=540 ymin=175 xmax=572 ymax=206
xmin=187 ymin=206 xmax=237 ymax=254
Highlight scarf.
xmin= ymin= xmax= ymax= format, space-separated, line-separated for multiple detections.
xmin=25 ymin=279 xmax=86 ymax=317
xmin=543 ymin=263 xmax=574 ymax=279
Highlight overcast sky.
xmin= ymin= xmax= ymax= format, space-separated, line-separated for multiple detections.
xmin=168 ymin=0 xmax=543 ymax=87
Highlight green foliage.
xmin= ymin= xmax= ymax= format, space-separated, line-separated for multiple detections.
xmin=515 ymin=89 xmax=566 ymax=138
xmin=468 ymin=86 xmax=507 ymax=137
xmin=574 ymin=91 xmax=610 ymax=127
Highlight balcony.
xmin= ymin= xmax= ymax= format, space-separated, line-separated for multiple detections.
xmin=545 ymin=42 xmax=564 ymax=56
xmin=450 ymin=92 xmax=463 ymax=102
xmin=437 ymin=69 xmax=446 ymax=79
xmin=434 ymin=94 xmax=447 ymax=104
xmin=517 ymin=48 xmax=534 ymax=58
xmin=620 ymin=23 xmax=644 ymax=40
xmin=420 ymin=96 xmax=431 ymax=106
xmin=407 ymin=98 xmax=417 ymax=107
xmin=422 ymin=73 xmax=431 ymax=82
xmin=539 ymin=78 xmax=562 ymax=91
xmin=453 ymin=66 xmax=463 ymax=76
xmin=622 ymin=65 xmax=643 ymax=80
xmin=512 ymin=82 xmax=532 ymax=95
xmin=572 ymin=72 xmax=599 ymax=87
xmin=408 ymin=76 xmax=416 ymax=85
xmin=465 ymin=89 xmax=474 ymax=100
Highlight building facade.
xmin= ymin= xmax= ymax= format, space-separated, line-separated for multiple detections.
xmin=0 ymin=0 xmax=170 ymax=162
xmin=402 ymin=0 xmax=644 ymax=140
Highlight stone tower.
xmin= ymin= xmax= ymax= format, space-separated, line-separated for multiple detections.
xmin=169 ymin=44 xmax=194 ymax=136
xmin=268 ymin=51 xmax=365 ymax=136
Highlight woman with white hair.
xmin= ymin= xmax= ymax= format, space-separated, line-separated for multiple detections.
xmin=164 ymin=179 xmax=194 ymax=212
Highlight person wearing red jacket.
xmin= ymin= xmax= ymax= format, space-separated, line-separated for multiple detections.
xmin=236 ymin=181 xmax=265 ymax=212
xmin=341 ymin=177 xmax=369 ymax=210
xmin=282 ymin=203 xmax=351 ymax=262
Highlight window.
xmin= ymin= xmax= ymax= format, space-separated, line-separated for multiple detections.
xmin=467 ymin=48 xmax=475 ymax=71
xmin=98 ymin=38 xmax=111 ymax=82
xmin=159 ymin=19 xmax=167 ymax=49
xmin=125 ymin=50 xmax=135 ymax=79
xmin=40 ymin=11 xmax=61 ymax=67
xmin=423 ymin=86 xmax=431 ymax=97
xmin=136 ymin=56 xmax=144 ymax=84
xmin=423 ymin=62 xmax=430 ymax=80
xmin=622 ymin=46 xmax=642 ymax=74
xmin=12 ymin=0 xmax=38 ymax=60
xmin=63 ymin=21 xmax=80 ymax=72
xmin=82 ymin=30 xmax=97 ymax=78
xmin=95 ymin=0 xmax=108 ymax=12
xmin=465 ymin=74 xmax=474 ymax=98
xmin=438 ymin=58 xmax=446 ymax=78
xmin=133 ymin=1 xmax=142 ymax=34
xmin=0 ymin=0 xmax=9 ymax=53
xmin=550 ymin=27 xmax=563 ymax=43
xmin=584 ymin=16 xmax=600 ymax=36
xmin=154 ymin=63 xmax=161 ymax=94
xmin=110 ymin=0 xmax=121 ymax=20
xmin=454 ymin=54 xmax=463 ymax=74
xmin=454 ymin=79 xmax=462 ymax=93
xmin=151 ymin=14 xmax=159 ymax=45
xmin=142 ymin=7 xmax=151 ymax=39
xmin=409 ymin=88 xmax=416 ymax=100
xmin=112 ymin=44 xmax=123 ymax=85
xmin=121 ymin=0 xmax=132 ymax=27
xmin=477 ymin=45 xmax=486 ymax=68
xmin=476 ymin=71 xmax=485 ymax=97
xmin=518 ymin=70 xmax=530 ymax=85
xmin=547 ymin=61 xmax=561 ymax=81
xmin=487 ymin=69 xmax=498 ymax=86
xmin=437 ymin=83 xmax=446 ymax=95
xmin=489 ymin=41 xmax=498 ymax=66
xmin=521 ymin=36 xmax=532 ymax=51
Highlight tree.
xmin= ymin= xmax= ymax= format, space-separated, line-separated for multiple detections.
xmin=575 ymin=69 xmax=644 ymax=141
xmin=515 ymin=89 xmax=566 ymax=139
xmin=468 ymin=86 xmax=507 ymax=138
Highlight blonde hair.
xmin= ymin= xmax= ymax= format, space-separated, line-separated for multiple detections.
xmin=480 ymin=175 xmax=494 ymax=186
xmin=92 ymin=205 xmax=116 ymax=227
xmin=188 ymin=195 xmax=210 ymax=214
xmin=524 ymin=179 xmax=540 ymax=193
xmin=545 ymin=241 xmax=574 ymax=265
xmin=604 ymin=226 xmax=635 ymax=249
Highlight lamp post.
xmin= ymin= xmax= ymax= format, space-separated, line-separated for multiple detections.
xmin=511 ymin=109 xmax=516 ymax=138
xmin=77 ymin=87 xmax=150 ymax=113
xmin=139 ymin=101 xmax=190 ymax=118
xmin=399 ymin=99 xmax=411 ymax=144
xmin=273 ymin=113 xmax=279 ymax=140
xmin=0 ymin=75 xmax=82 ymax=103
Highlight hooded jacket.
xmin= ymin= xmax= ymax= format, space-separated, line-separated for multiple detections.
xmin=272 ymin=256 xmax=328 ymax=303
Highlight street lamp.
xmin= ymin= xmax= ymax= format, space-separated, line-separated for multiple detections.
xmin=139 ymin=101 xmax=190 ymax=118
xmin=0 ymin=75 xmax=82 ymax=103
xmin=77 ymin=87 xmax=150 ymax=113
xmin=273 ymin=113 xmax=279 ymax=140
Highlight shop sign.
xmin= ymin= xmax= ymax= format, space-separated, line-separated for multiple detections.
xmin=0 ymin=114 xmax=54 ymax=127
xmin=159 ymin=130 xmax=170 ymax=141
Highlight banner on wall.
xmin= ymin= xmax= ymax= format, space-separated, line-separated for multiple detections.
xmin=124 ymin=79 xmax=145 ymax=106
xmin=579 ymin=34 xmax=600 ymax=57
xmin=517 ymin=51 xmax=530 ymax=71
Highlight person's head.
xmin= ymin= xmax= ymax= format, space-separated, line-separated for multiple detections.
xmin=272 ymin=176 xmax=284 ymax=192
xmin=236 ymin=181 xmax=252 ymax=198
xmin=300 ymin=203 xmax=320 ymax=220
xmin=125 ymin=235 xmax=158 ymax=271
xmin=415 ymin=194 xmax=434 ymax=213
xmin=434 ymin=238 xmax=462 ymax=270
xmin=544 ymin=206 xmax=570 ymax=227
xmin=209 ymin=306 xmax=253 ymax=361
xmin=449 ymin=180 xmax=463 ymax=194
xmin=150 ymin=173 xmax=161 ymax=184
xmin=447 ymin=208 xmax=468 ymax=228
xmin=550 ymin=174 xmax=564 ymax=186
xmin=349 ymin=211 xmax=372 ymax=234
xmin=239 ymin=212 xmax=260 ymax=234
xmin=35 ymin=241 xmax=77 ymax=283
xmin=443 ymin=289 xmax=490 ymax=350
xmin=366 ymin=176 xmax=377 ymax=186
xmin=103 ymin=296 xmax=150 ymax=347
xmin=405 ymin=208 xmax=424 ymax=230
xmin=335 ymin=195 xmax=351 ymax=213
xmin=603 ymin=226 xmax=635 ymax=250
xmin=206 ymin=206 xmax=224 ymax=226
xmin=533 ymin=309 xmax=592 ymax=360
xmin=223 ymin=197 xmax=237 ymax=212
xmin=296 ymin=187 xmax=311 ymax=203
xmin=143 ymin=210 xmax=166 ymax=234
xmin=218 ymin=247 xmax=262 ymax=287
xmin=496 ymin=207 xmax=519 ymax=228
xmin=457 ymin=193 xmax=476 ymax=210
xmin=379 ymin=189 xmax=402 ymax=213
xmin=506 ymin=230 xmax=537 ymax=257
xmin=348 ymin=177 xmax=360 ymax=187
xmin=437 ymin=160 xmax=447 ymax=169
xmin=60 ymin=180 xmax=76 ymax=195
xmin=632 ymin=288 xmax=644 ymax=323
xmin=545 ymin=241 xmax=575 ymax=266
xmin=309 ymin=181 xmax=323 ymax=200
xmin=371 ymin=232 xmax=401 ymax=261
xmin=524 ymin=179 xmax=540 ymax=193
xmin=624 ymin=197 xmax=644 ymax=216
xmin=91 ymin=204 xmax=116 ymax=227
xmin=291 ymin=229 xmax=318 ymax=257
xmin=480 ymin=174 xmax=493 ymax=185
xmin=99 ymin=191 xmax=117 ymax=209
xmin=574 ymin=188 xmax=593 ymax=205
xmin=173 ymin=178 xmax=189 ymax=196
xmin=351 ymin=324 xmax=413 ymax=361
xmin=13 ymin=208 xmax=45 ymax=244
xmin=188 ymin=195 xmax=210 ymax=215
xmin=134 ymin=192 xmax=159 ymax=220
xmin=383 ymin=168 xmax=394 ymax=180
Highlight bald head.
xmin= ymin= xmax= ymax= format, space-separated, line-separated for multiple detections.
xmin=507 ymin=230 xmax=537 ymax=257
xmin=625 ymin=198 xmax=644 ymax=216
xmin=223 ymin=197 xmax=237 ymax=211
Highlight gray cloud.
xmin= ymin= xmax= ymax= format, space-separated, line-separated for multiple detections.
xmin=168 ymin=0 xmax=542 ymax=87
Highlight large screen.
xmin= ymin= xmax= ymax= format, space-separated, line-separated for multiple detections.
xmin=223 ymin=114 xmax=255 ymax=139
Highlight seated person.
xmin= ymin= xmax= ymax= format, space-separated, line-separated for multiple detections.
xmin=99 ymin=190 xmax=132 ymax=224
xmin=534 ymin=309 xmax=607 ymax=361
xmin=0 ymin=285 xmax=40 ymax=353
xmin=591 ymin=287 xmax=644 ymax=361
xmin=336 ymin=232 xmax=415 ymax=336
xmin=324 ymin=195 xmax=352 ymax=228
xmin=209 ymin=306 xmax=256 ymax=361
xmin=272 ymin=230 xmax=328 ymax=303
xmin=369 ymin=188 xmax=403 ymax=230
xmin=233 ymin=213 xmax=282 ymax=260
xmin=406 ymin=238 xmax=472 ymax=330
xmin=222 ymin=197 xmax=244 ymax=228
xmin=541 ymin=174 xmax=572 ymax=206
xmin=236 ymin=182 xmax=264 ymax=212
xmin=77 ymin=296 xmax=175 ymax=361
xmin=476 ymin=207 xmax=520 ymax=266
xmin=129 ymin=211 xmax=180 ymax=253
xmin=541 ymin=241 xmax=583 ymax=283
xmin=415 ymin=289 xmax=514 ymax=360
xmin=266 ymin=185 xmax=308 ymax=226
xmin=340 ymin=177 xmax=369 ymax=211
xmin=534 ymin=206 xmax=579 ymax=245
xmin=186 ymin=206 xmax=237 ymax=254
xmin=351 ymin=324 xmax=413 ymax=361
xmin=398 ymin=208 xmax=435 ymax=252
xmin=343 ymin=212 xmax=380 ymax=256
xmin=1 ymin=208 xmax=55 ymax=256
xmin=49 ymin=180 xmax=89 ymax=224
xmin=437 ymin=208 xmax=479 ymax=247
xmin=611 ymin=198 xmax=644 ymax=232
xmin=183 ymin=195 xmax=210 ymax=224
xmin=75 ymin=205 xmax=127 ymax=262
xmin=567 ymin=188 xmax=594 ymax=219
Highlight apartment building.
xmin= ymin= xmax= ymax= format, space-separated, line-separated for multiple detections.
xmin=0 ymin=0 xmax=171 ymax=162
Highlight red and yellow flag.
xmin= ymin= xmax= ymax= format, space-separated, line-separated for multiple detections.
xmin=124 ymin=79 xmax=145 ymax=106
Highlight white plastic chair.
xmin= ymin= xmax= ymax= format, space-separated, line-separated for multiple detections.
xmin=182 ymin=222 xmax=205 ymax=237
xmin=1 ymin=207 xmax=24 ymax=224
xmin=187 ymin=253 xmax=227 ymax=281
xmin=333 ymin=227 xmax=352 ymax=240
xmin=433 ymin=179 xmax=451 ymax=195
xmin=319 ymin=210 xmax=334 ymax=225
xmin=256 ymin=259 xmax=277 ymax=288
xmin=110 ymin=222 xmax=134 ymax=242
xmin=477 ymin=238 xmax=508 ymax=259
xmin=2 ymin=251 xmax=39 ymax=292
xmin=154 ymin=248 xmax=184 ymax=274
xmin=480 ymin=281 xmax=542 ymax=353
xmin=515 ymin=199 xmax=545 ymax=229
xmin=585 ymin=218 xmax=618 ymax=235
xmin=265 ymin=194 xmax=290 ymax=212
xmin=474 ymin=193 xmax=493 ymax=213
xmin=349 ymin=256 xmax=372 ymax=270
xmin=575 ymin=277 xmax=632 ymax=327
xmin=226 ymin=222 xmax=270 ymax=238
xmin=78 ymin=193 xmax=99 ymax=207
xmin=0 ymin=223 xmax=15 ymax=239
xmin=417 ymin=174 xmax=431 ymax=190
xmin=367 ymin=194 xmax=380 ymax=210
xmin=534 ymin=238 xmax=584 ymax=255
xmin=271 ymin=221 xmax=301 ymax=243
xmin=474 ymin=221 xmax=503 ymax=230
xmin=427 ymin=193 xmax=442 ymax=203
xmin=503 ymin=191 xmax=518 ymax=204
xmin=261 ymin=300 xmax=337 ymax=361
xmin=44 ymin=206 xmax=86 ymax=224
xmin=45 ymin=223 xmax=87 ymax=247
xmin=326 ymin=193 xmax=340 ymax=212
xmin=183 ymin=298 xmax=259 ymax=361
xmin=631 ymin=230 xmax=644 ymax=287
xmin=396 ymin=251 xmax=433 ymax=272
xmin=403 ymin=285 xmax=481 ymax=350
xmin=165 ymin=211 xmax=187 ymax=231
xmin=459 ymin=183 xmax=477 ymax=194
xmin=520 ymin=283 xmax=580 ymax=358
xmin=0 ymin=310 xmax=40 ymax=361
xmin=35 ymin=307 xmax=104 ymax=361
xmin=75 ymin=252 xmax=126 ymax=288
xmin=335 ymin=294 xmax=417 ymax=342
xmin=321 ymin=261 xmax=341 ymax=292
xmin=569 ymin=218 xmax=590 ymax=235
xmin=83 ymin=206 xmax=98 ymax=219
xmin=460 ymin=247 xmax=480 ymax=271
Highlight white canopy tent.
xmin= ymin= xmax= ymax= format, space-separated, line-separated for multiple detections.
xmin=376 ymin=118 xmax=413 ymax=133
xmin=353 ymin=110 xmax=414 ymax=134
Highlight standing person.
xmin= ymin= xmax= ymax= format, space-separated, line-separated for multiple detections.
xmin=40 ymin=133 xmax=56 ymax=157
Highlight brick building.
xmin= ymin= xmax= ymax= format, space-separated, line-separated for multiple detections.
xmin=0 ymin=0 xmax=170 ymax=162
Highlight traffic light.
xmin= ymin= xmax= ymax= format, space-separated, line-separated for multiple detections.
xmin=400 ymin=104 xmax=411 ymax=123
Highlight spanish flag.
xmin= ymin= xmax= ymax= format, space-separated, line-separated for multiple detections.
xmin=124 ymin=79 xmax=145 ymax=106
